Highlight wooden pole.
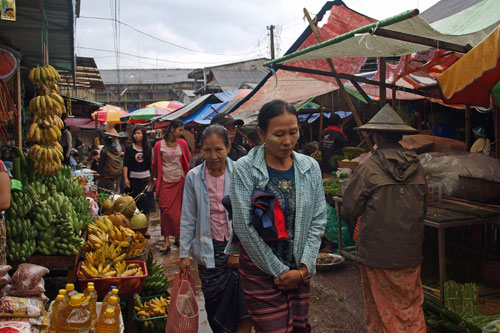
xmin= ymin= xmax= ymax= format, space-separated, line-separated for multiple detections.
xmin=15 ymin=65 xmax=22 ymax=149
xmin=303 ymin=8 xmax=373 ymax=151
xmin=494 ymin=104 xmax=499 ymax=159
xmin=379 ymin=57 xmax=387 ymax=106
xmin=465 ymin=105 xmax=471 ymax=150
xmin=319 ymin=95 xmax=324 ymax=145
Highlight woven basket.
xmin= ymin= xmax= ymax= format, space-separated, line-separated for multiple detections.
xmin=455 ymin=176 xmax=500 ymax=204
xmin=337 ymin=161 xmax=359 ymax=171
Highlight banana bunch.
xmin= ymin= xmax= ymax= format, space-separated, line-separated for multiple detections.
xmin=28 ymin=144 xmax=63 ymax=175
xmin=7 ymin=238 xmax=37 ymax=263
xmin=122 ymin=232 xmax=147 ymax=258
xmin=31 ymin=201 xmax=54 ymax=231
xmin=28 ymin=93 xmax=66 ymax=118
xmin=4 ymin=190 xmax=33 ymax=220
xmin=134 ymin=296 xmax=170 ymax=319
xmin=28 ymin=64 xmax=60 ymax=85
xmin=141 ymin=261 xmax=168 ymax=297
xmin=27 ymin=122 xmax=62 ymax=144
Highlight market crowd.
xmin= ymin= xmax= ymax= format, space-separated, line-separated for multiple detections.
xmin=1 ymin=99 xmax=494 ymax=333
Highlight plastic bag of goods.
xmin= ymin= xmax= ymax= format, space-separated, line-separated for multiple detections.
xmin=10 ymin=264 xmax=49 ymax=292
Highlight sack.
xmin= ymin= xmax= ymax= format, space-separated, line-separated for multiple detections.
xmin=10 ymin=279 xmax=45 ymax=297
xmin=250 ymin=189 xmax=289 ymax=241
xmin=102 ymin=148 xmax=122 ymax=178
xmin=213 ymin=270 xmax=249 ymax=332
xmin=165 ymin=269 xmax=198 ymax=333
xmin=11 ymin=264 xmax=49 ymax=291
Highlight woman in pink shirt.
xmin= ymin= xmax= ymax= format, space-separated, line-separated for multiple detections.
xmin=152 ymin=119 xmax=191 ymax=254
xmin=180 ymin=125 xmax=252 ymax=333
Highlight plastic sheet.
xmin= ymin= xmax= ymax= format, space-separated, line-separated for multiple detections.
xmin=418 ymin=152 xmax=500 ymax=196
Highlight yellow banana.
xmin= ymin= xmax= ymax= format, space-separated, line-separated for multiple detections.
xmin=47 ymin=126 xmax=58 ymax=141
xmin=50 ymin=92 xmax=64 ymax=105
xmin=33 ymin=66 xmax=40 ymax=82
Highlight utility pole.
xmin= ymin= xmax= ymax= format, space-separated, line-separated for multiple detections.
xmin=268 ymin=25 xmax=275 ymax=59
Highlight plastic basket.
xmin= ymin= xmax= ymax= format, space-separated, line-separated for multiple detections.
xmin=77 ymin=260 xmax=148 ymax=295
xmin=133 ymin=295 xmax=168 ymax=333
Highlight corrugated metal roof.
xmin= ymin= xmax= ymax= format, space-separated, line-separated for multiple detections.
xmin=58 ymin=57 xmax=105 ymax=90
xmin=100 ymin=69 xmax=196 ymax=85
xmin=0 ymin=0 xmax=75 ymax=71
xmin=420 ymin=0 xmax=483 ymax=23
xmin=208 ymin=69 xmax=268 ymax=91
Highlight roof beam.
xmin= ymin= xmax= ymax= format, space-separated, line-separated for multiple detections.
xmin=371 ymin=28 xmax=472 ymax=54
xmin=274 ymin=64 xmax=434 ymax=98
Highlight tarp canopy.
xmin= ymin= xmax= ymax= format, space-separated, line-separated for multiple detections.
xmin=156 ymin=94 xmax=222 ymax=123
xmin=267 ymin=0 xmax=500 ymax=65
xmin=65 ymin=117 xmax=99 ymax=130
xmin=438 ymin=23 xmax=500 ymax=106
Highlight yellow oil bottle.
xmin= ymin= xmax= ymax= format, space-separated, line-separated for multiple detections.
xmin=95 ymin=308 xmax=119 ymax=333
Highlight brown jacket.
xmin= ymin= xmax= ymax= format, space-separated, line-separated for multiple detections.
xmin=342 ymin=143 xmax=426 ymax=268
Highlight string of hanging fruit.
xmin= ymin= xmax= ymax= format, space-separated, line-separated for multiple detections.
xmin=26 ymin=64 xmax=66 ymax=175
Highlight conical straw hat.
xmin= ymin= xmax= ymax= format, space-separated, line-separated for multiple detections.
xmin=355 ymin=104 xmax=418 ymax=133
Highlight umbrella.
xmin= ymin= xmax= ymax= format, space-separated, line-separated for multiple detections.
xmin=92 ymin=105 xmax=128 ymax=124
xmin=120 ymin=105 xmax=179 ymax=123
xmin=146 ymin=101 xmax=184 ymax=110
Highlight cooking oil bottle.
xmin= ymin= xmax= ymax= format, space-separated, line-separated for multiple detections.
xmin=104 ymin=296 xmax=121 ymax=321
xmin=84 ymin=284 xmax=98 ymax=328
xmin=64 ymin=283 xmax=78 ymax=303
xmin=49 ymin=294 xmax=65 ymax=333
xmin=99 ymin=288 xmax=119 ymax=317
xmin=57 ymin=294 xmax=91 ymax=333
xmin=95 ymin=308 xmax=119 ymax=333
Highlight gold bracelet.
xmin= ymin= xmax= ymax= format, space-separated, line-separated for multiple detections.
xmin=298 ymin=269 xmax=306 ymax=282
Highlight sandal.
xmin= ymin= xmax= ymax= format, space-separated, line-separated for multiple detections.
xmin=160 ymin=247 xmax=171 ymax=255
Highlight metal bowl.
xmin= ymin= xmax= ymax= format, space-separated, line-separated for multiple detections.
xmin=316 ymin=253 xmax=345 ymax=270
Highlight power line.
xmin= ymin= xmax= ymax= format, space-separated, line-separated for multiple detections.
xmin=79 ymin=15 xmax=261 ymax=57
xmin=76 ymin=46 xmax=265 ymax=66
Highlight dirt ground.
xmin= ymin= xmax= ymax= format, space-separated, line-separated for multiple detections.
xmin=147 ymin=212 xmax=368 ymax=333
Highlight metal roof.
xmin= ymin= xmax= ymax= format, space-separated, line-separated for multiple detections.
xmin=100 ymin=68 xmax=195 ymax=85
xmin=0 ymin=0 xmax=75 ymax=71
xmin=58 ymin=57 xmax=105 ymax=90
xmin=420 ymin=0 xmax=483 ymax=23
xmin=206 ymin=69 xmax=268 ymax=92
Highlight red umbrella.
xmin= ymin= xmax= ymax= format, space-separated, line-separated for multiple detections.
xmin=92 ymin=105 xmax=128 ymax=124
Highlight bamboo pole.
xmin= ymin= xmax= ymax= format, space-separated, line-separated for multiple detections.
xmin=379 ymin=57 xmax=387 ymax=106
xmin=303 ymin=8 xmax=373 ymax=151
xmin=319 ymin=95 xmax=324 ymax=144
xmin=15 ymin=65 xmax=22 ymax=149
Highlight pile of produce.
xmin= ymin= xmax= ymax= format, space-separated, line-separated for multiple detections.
xmin=141 ymin=260 xmax=168 ymax=297
xmin=26 ymin=64 xmax=66 ymax=175
xmin=4 ymin=163 xmax=89 ymax=262
xmin=134 ymin=296 xmax=170 ymax=318
xmin=86 ymin=216 xmax=146 ymax=257
xmin=78 ymin=243 xmax=144 ymax=278
xmin=342 ymin=147 xmax=366 ymax=160
xmin=323 ymin=178 xmax=342 ymax=195
xmin=424 ymin=281 xmax=499 ymax=332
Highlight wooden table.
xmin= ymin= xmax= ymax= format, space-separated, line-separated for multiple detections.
xmin=333 ymin=196 xmax=500 ymax=302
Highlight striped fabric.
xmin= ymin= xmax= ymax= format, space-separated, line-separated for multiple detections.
xmin=239 ymin=249 xmax=310 ymax=333
xmin=228 ymin=145 xmax=327 ymax=278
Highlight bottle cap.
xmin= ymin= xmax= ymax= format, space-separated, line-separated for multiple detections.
xmin=65 ymin=283 xmax=74 ymax=291
xmin=88 ymin=282 xmax=94 ymax=287
xmin=56 ymin=294 xmax=65 ymax=301
xmin=112 ymin=288 xmax=119 ymax=295
xmin=110 ymin=285 xmax=117 ymax=290
xmin=105 ymin=308 xmax=115 ymax=318
xmin=69 ymin=294 xmax=83 ymax=306
xmin=88 ymin=285 xmax=95 ymax=292
xmin=58 ymin=289 xmax=67 ymax=295
xmin=109 ymin=296 xmax=119 ymax=305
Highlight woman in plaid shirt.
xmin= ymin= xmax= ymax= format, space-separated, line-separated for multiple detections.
xmin=228 ymin=100 xmax=327 ymax=332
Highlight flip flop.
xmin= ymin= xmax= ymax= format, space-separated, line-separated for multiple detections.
xmin=160 ymin=247 xmax=171 ymax=255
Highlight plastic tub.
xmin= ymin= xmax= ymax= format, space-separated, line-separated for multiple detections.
xmin=133 ymin=295 xmax=168 ymax=333
xmin=77 ymin=260 xmax=148 ymax=295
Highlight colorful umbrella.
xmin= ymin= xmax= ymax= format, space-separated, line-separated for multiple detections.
xmin=92 ymin=105 xmax=128 ymax=124
xmin=120 ymin=105 xmax=180 ymax=123
xmin=146 ymin=101 xmax=184 ymax=110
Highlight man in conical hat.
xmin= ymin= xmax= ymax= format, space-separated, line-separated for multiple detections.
xmin=342 ymin=104 xmax=427 ymax=332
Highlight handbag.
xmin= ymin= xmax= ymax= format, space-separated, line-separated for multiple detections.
xmin=165 ymin=269 xmax=199 ymax=333
xmin=213 ymin=270 xmax=249 ymax=332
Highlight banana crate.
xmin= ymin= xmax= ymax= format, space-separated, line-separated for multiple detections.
xmin=133 ymin=295 xmax=169 ymax=333
xmin=77 ymin=260 xmax=148 ymax=295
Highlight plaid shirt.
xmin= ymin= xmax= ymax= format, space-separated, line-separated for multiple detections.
xmin=227 ymin=145 xmax=327 ymax=277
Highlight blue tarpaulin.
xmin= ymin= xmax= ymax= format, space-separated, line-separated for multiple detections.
xmin=298 ymin=111 xmax=352 ymax=123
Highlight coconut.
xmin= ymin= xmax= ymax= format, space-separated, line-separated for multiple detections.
xmin=130 ymin=213 xmax=148 ymax=228
xmin=101 ymin=199 xmax=114 ymax=215
xmin=107 ymin=213 xmax=129 ymax=227
xmin=113 ymin=195 xmax=136 ymax=218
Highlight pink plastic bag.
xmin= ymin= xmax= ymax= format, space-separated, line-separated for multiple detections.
xmin=165 ymin=269 xmax=199 ymax=333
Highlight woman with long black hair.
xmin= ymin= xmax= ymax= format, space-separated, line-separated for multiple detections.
xmin=123 ymin=126 xmax=155 ymax=221
xmin=152 ymin=119 xmax=191 ymax=254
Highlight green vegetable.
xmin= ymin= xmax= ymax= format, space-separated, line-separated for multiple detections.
xmin=323 ymin=178 xmax=342 ymax=195
xmin=328 ymin=155 xmax=344 ymax=169
xmin=342 ymin=147 xmax=366 ymax=160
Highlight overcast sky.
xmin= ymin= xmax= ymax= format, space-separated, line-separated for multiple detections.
xmin=75 ymin=0 xmax=439 ymax=70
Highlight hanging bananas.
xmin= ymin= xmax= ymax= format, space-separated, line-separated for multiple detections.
xmin=28 ymin=64 xmax=61 ymax=85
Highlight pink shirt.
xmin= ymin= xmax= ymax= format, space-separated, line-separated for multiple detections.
xmin=205 ymin=168 xmax=229 ymax=241
xmin=160 ymin=140 xmax=183 ymax=182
